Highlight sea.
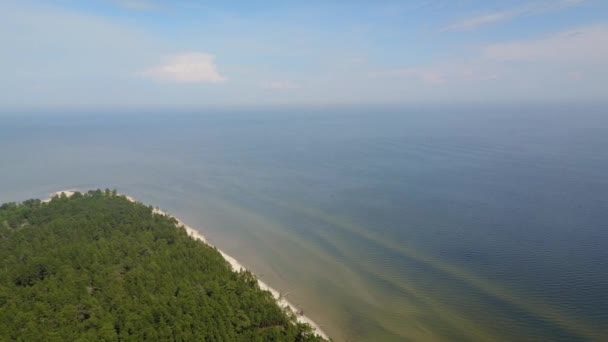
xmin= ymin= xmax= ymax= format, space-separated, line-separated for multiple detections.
xmin=1 ymin=104 xmax=607 ymax=341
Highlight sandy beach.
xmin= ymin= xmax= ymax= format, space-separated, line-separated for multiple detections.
xmin=46 ymin=190 xmax=329 ymax=340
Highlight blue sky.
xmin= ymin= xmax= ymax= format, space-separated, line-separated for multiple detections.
xmin=1 ymin=0 xmax=607 ymax=109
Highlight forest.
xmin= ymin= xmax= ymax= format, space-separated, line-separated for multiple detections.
xmin=0 ymin=189 xmax=328 ymax=341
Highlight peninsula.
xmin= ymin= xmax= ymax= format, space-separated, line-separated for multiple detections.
xmin=0 ymin=189 xmax=329 ymax=341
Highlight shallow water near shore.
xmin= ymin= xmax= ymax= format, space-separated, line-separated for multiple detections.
xmin=2 ymin=106 xmax=608 ymax=341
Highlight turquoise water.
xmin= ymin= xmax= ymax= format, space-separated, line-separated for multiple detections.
xmin=1 ymin=106 xmax=608 ymax=341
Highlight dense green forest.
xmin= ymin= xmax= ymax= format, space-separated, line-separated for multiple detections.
xmin=0 ymin=190 xmax=328 ymax=341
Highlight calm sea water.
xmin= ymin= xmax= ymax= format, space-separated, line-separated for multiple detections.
xmin=1 ymin=106 xmax=607 ymax=341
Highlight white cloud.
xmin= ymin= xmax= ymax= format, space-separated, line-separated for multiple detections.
xmin=142 ymin=53 xmax=227 ymax=83
xmin=370 ymin=23 xmax=607 ymax=91
xmin=261 ymin=81 xmax=299 ymax=89
xmin=443 ymin=0 xmax=585 ymax=31
xmin=483 ymin=24 xmax=608 ymax=64
xmin=444 ymin=11 xmax=516 ymax=31
xmin=369 ymin=64 xmax=502 ymax=86
xmin=0 ymin=1 xmax=174 ymax=108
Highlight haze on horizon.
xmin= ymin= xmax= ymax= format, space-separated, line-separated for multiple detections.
xmin=1 ymin=0 xmax=607 ymax=111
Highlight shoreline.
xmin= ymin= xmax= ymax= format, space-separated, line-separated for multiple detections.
xmin=45 ymin=190 xmax=329 ymax=340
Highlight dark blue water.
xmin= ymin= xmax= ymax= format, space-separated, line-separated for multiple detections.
xmin=1 ymin=105 xmax=607 ymax=341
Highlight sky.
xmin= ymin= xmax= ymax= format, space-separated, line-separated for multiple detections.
xmin=1 ymin=0 xmax=607 ymax=110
